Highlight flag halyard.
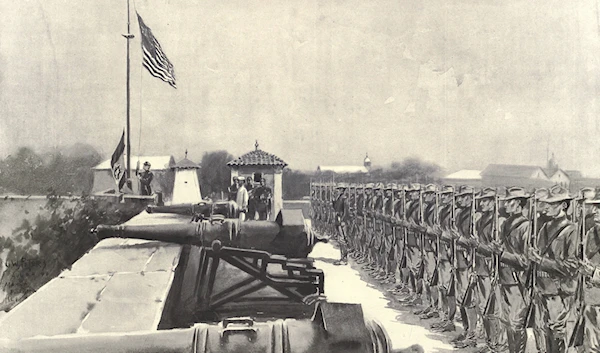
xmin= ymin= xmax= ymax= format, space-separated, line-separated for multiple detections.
xmin=137 ymin=13 xmax=177 ymax=88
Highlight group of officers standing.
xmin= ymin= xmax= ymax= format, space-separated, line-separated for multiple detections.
xmin=310 ymin=181 xmax=600 ymax=353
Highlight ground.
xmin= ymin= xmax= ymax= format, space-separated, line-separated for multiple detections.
xmin=310 ymin=241 xmax=544 ymax=353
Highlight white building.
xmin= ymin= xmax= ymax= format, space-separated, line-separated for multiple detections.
xmin=171 ymin=154 xmax=202 ymax=205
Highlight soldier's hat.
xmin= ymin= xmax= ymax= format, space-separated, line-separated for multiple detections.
xmin=423 ymin=184 xmax=438 ymax=194
xmin=237 ymin=176 xmax=246 ymax=181
xmin=356 ymin=183 xmax=364 ymax=189
xmin=542 ymin=185 xmax=573 ymax=203
xmin=455 ymin=185 xmax=475 ymax=196
xmin=365 ymin=183 xmax=374 ymax=189
xmin=584 ymin=193 xmax=600 ymax=205
xmin=501 ymin=186 xmax=530 ymax=201
xmin=439 ymin=185 xmax=454 ymax=194
xmin=406 ymin=183 xmax=421 ymax=192
xmin=385 ymin=183 xmax=394 ymax=190
xmin=579 ymin=187 xmax=596 ymax=202
xmin=476 ymin=187 xmax=496 ymax=200
xmin=144 ymin=161 xmax=151 ymax=167
xmin=530 ymin=188 xmax=547 ymax=201
xmin=336 ymin=182 xmax=348 ymax=189
xmin=374 ymin=182 xmax=384 ymax=190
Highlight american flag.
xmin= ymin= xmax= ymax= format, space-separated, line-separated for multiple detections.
xmin=137 ymin=13 xmax=177 ymax=88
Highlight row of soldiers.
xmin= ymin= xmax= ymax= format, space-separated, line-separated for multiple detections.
xmin=310 ymin=181 xmax=600 ymax=353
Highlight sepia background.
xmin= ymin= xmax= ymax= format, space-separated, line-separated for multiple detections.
xmin=1 ymin=0 xmax=599 ymax=174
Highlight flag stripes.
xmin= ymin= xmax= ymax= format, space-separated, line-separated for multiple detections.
xmin=137 ymin=13 xmax=177 ymax=88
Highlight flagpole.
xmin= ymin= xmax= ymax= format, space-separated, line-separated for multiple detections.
xmin=124 ymin=0 xmax=134 ymax=189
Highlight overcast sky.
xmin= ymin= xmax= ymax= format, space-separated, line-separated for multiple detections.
xmin=1 ymin=0 xmax=600 ymax=175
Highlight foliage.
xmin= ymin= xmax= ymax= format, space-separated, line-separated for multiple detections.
xmin=0 ymin=194 xmax=145 ymax=310
xmin=0 ymin=144 xmax=103 ymax=195
xmin=199 ymin=150 xmax=234 ymax=198
xmin=282 ymin=169 xmax=313 ymax=200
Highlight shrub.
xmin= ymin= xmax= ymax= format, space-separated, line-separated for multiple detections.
xmin=0 ymin=194 xmax=145 ymax=310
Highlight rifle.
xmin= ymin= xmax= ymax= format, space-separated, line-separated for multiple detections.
xmin=448 ymin=191 xmax=457 ymax=297
xmin=430 ymin=191 xmax=441 ymax=286
xmin=417 ymin=189 xmax=426 ymax=281
xmin=523 ymin=194 xmax=538 ymax=328
xmin=484 ymin=193 xmax=500 ymax=316
xmin=399 ymin=188 xmax=408 ymax=270
xmin=568 ymin=199 xmax=587 ymax=348
xmin=461 ymin=190 xmax=478 ymax=306
xmin=389 ymin=185 xmax=397 ymax=262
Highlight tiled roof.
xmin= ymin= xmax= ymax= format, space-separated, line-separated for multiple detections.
xmin=227 ymin=149 xmax=288 ymax=168
xmin=173 ymin=157 xmax=200 ymax=169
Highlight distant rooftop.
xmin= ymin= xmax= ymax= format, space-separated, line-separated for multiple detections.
xmin=481 ymin=164 xmax=547 ymax=179
xmin=443 ymin=169 xmax=482 ymax=180
xmin=317 ymin=165 xmax=369 ymax=174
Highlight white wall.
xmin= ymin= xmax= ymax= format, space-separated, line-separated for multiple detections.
xmin=172 ymin=169 xmax=202 ymax=204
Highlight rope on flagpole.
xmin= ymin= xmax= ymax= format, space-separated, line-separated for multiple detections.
xmin=134 ymin=0 xmax=143 ymax=172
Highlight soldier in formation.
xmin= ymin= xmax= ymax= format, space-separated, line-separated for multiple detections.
xmin=309 ymin=181 xmax=600 ymax=353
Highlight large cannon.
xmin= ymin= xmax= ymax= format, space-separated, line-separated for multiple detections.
xmin=0 ymin=208 xmax=422 ymax=353
xmin=0 ymin=302 xmax=423 ymax=353
xmin=95 ymin=209 xmax=318 ymax=258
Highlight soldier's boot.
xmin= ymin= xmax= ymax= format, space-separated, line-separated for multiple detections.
xmin=432 ymin=320 xmax=456 ymax=332
xmin=413 ymin=305 xmax=431 ymax=316
xmin=420 ymin=309 xmax=439 ymax=320
xmin=450 ymin=331 xmax=469 ymax=344
xmin=454 ymin=330 xmax=478 ymax=348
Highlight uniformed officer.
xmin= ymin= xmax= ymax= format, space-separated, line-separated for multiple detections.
xmin=390 ymin=184 xmax=410 ymax=295
xmin=355 ymin=183 xmax=368 ymax=263
xmin=372 ymin=183 xmax=387 ymax=280
xmin=138 ymin=161 xmax=153 ymax=195
xmin=363 ymin=183 xmax=376 ymax=270
xmin=254 ymin=178 xmax=272 ymax=220
xmin=346 ymin=183 xmax=358 ymax=258
xmin=381 ymin=183 xmax=396 ymax=284
xmin=450 ymin=185 xmax=479 ymax=347
xmin=400 ymin=183 xmax=423 ymax=306
xmin=415 ymin=184 xmax=440 ymax=319
xmin=333 ymin=182 xmax=350 ymax=265
xmin=576 ymin=195 xmax=600 ymax=351
xmin=528 ymin=185 xmax=578 ymax=353
xmin=488 ymin=186 xmax=530 ymax=353
xmin=431 ymin=185 xmax=458 ymax=333
xmin=473 ymin=187 xmax=502 ymax=353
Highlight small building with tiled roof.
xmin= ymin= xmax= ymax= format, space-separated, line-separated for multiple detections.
xmin=172 ymin=151 xmax=202 ymax=204
xmin=227 ymin=141 xmax=287 ymax=220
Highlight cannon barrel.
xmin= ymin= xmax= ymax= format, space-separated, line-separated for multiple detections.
xmin=147 ymin=201 xmax=238 ymax=218
xmin=95 ymin=219 xmax=280 ymax=252
xmin=0 ymin=303 xmax=411 ymax=353
xmin=96 ymin=209 xmax=317 ymax=258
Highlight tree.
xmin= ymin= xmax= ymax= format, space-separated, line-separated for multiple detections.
xmin=282 ymin=169 xmax=312 ymax=200
xmin=199 ymin=150 xmax=234 ymax=198
xmin=0 ymin=144 xmax=103 ymax=195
